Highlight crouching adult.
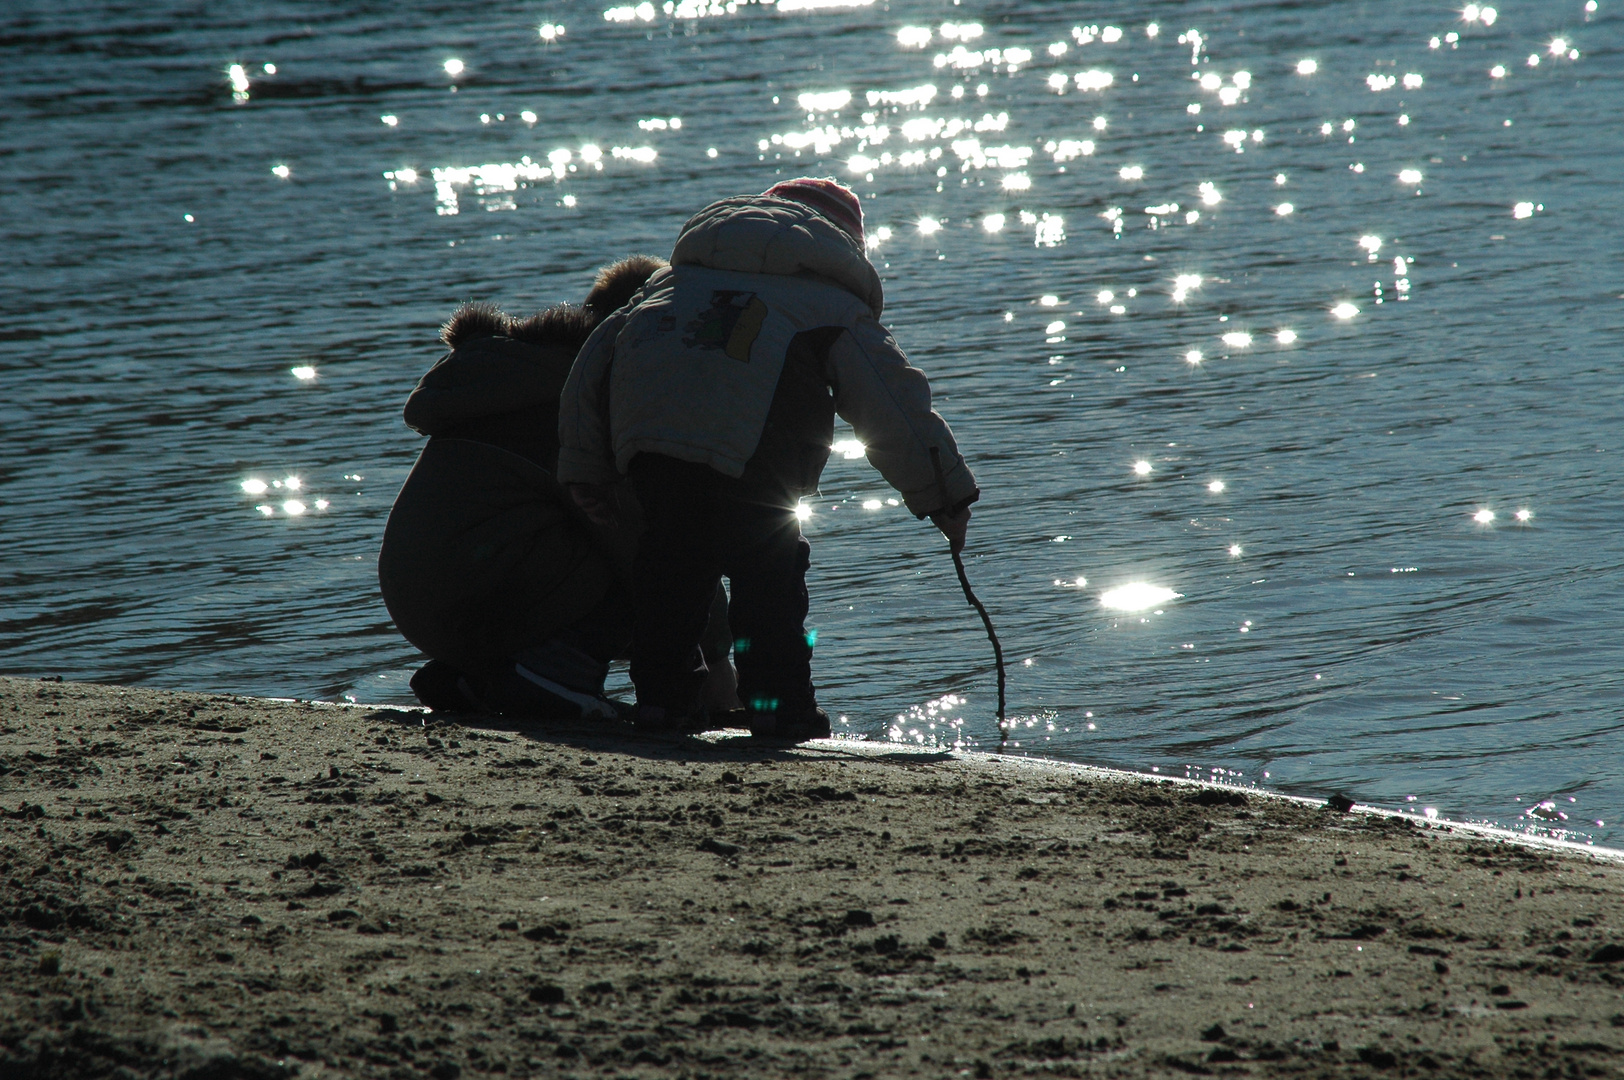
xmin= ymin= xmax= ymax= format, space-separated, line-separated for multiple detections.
xmin=378 ymin=256 xmax=735 ymax=719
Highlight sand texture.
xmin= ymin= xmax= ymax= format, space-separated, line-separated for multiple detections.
xmin=2 ymin=675 xmax=1622 ymax=1079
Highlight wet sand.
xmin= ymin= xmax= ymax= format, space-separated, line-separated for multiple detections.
xmin=2 ymin=675 xmax=1621 ymax=1079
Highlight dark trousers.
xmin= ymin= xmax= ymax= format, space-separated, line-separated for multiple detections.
xmin=627 ymin=453 xmax=813 ymax=716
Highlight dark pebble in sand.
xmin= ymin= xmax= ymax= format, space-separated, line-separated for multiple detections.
xmin=1200 ymin=1023 xmax=1225 ymax=1041
xmin=1188 ymin=789 xmax=1248 ymax=808
xmin=844 ymin=909 xmax=875 ymax=927
xmin=1325 ymin=794 xmax=1356 ymax=813
xmin=1357 ymin=1047 xmax=1398 ymax=1068
xmin=95 ymin=829 xmax=134 ymax=853
xmin=522 ymin=923 xmax=568 ymax=941
xmin=805 ymin=785 xmax=856 ymax=802
xmin=529 ymin=984 xmax=566 ymax=1004
xmin=1587 ymin=943 xmax=1624 ymax=964
xmin=698 ymin=838 xmax=740 ymax=857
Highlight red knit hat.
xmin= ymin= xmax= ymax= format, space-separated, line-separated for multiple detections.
xmin=763 ymin=177 xmax=864 ymax=243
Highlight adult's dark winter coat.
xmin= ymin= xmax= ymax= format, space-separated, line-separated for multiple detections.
xmin=378 ymin=260 xmax=658 ymax=683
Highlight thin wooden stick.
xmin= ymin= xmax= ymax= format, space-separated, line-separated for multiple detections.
xmin=931 ymin=448 xmax=1008 ymax=747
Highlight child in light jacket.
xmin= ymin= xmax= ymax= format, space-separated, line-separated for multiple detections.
xmin=557 ymin=179 xmax=977 ymax=740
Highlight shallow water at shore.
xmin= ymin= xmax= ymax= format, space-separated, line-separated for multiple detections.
xmin=2 ymin=0 xmax=1621 ymax=844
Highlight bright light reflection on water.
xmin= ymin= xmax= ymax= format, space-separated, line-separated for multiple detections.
xmin=1101 ymin=584 xmax=1182 ymax=612
xmin=887 ymin=693 xmax=967 ymax=747
xmin=831 ymin=439 xmax=865 ymax=459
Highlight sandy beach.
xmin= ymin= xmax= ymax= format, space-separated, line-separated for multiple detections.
xmin=2 ymin=674 xmax=1621 ymax=1079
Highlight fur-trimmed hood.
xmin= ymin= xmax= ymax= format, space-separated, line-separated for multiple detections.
xmin=407 ymin=256 xmax=665 ymax=438
xmin=439 ymin=301 xmax=598 ymax=354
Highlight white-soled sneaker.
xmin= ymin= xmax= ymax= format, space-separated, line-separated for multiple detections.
xmin=510 ymin=662 xmax=620 ymax=721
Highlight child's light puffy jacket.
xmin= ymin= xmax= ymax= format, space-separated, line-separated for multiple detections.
xmin=556 ymin=195 xmax=978 ymax=517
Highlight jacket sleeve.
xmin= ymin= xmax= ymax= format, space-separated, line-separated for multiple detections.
xmin=555 ymin=311 xmax=626 ymax=486
xmin=827 ymin=316 xmax=979 ymax=517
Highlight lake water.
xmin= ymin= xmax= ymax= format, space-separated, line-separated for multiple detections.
xmin=3 ymin=0 xmax=1620 ymax=846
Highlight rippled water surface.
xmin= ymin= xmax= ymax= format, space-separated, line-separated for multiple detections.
xmin=3 ymin=0 xmax=1621 ymax=844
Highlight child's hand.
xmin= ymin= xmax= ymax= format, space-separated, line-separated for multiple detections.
xmin=568 ymin=483 xmax=618 ymax=527
xmin=930 ymin=505 xmax=971 ymax=554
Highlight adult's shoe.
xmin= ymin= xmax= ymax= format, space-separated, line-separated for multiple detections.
xmin=409 ymin=660 xmax=482 ymax=712
xmin=481 ymin=639 xmax=621 ymax=721
xmin=495 ymin=661 xmax=620 ymax=721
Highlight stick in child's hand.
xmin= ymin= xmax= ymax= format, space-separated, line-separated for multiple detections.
xmin=929 ymin=448 xmax=1008 ymax=746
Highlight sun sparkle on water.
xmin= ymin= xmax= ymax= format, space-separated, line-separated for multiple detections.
xmin=831 ymin=439 xmax=866 ymax=460
xmin=1100 ymin=583 xmax=1181 ymax=612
